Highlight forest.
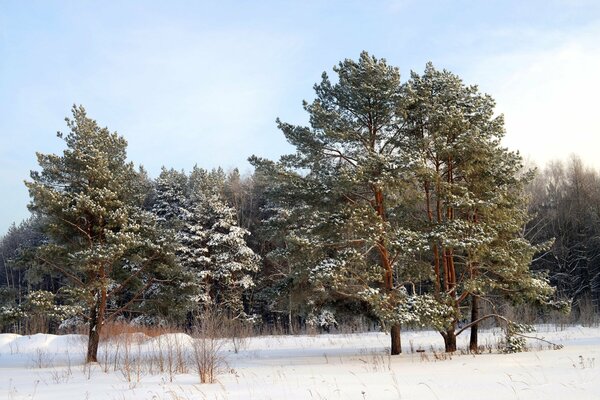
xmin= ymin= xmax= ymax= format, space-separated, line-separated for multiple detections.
xmin=1 ymin=53 xmax=597 ymax=362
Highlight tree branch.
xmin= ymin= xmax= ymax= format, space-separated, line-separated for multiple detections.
xmin=36 ymin=255 xmax=86 ymax=288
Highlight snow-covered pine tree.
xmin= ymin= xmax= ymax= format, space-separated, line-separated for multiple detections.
xmin=403 ymin=64 xmax=564 ymax=352
xmin=254 ymin=173 xmax=347 ymax=332
xmin=152 ymin=168 xmax=189 ymax=228
xmin=25 ymin=106 xmax=175 ymax=362
xmin=251 ymin=52 xmax=424 ymax=354
xmin=190 ymin=169 xmax=260 ymax=319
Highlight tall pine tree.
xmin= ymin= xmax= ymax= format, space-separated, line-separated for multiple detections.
xmin=251 ymin=52 xmax=416 ymax=354
xmin=404 ymin=64 xmax=562 ymax=351
xmin=26 ymin=106 xmax=174 ymax=362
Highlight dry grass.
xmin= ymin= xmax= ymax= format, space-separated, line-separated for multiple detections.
xmin=90 ymin=314 xmax=233 ymax=385
xmin=99 ymin=321 xmax=178 ymax=341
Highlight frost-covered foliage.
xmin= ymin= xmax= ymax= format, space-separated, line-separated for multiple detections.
xmin=502 ymin=322 xmax=536 ymax=353
xmin=24 ymin=106 xmax=176 ymax=360
xmin=24 ymin=290 xmax=83 ymax=319
xmin=0 ymin=289 xmax=84 ymax=332
xmin=306 ymin=308 xmax=338 ymax=331
xmin=188 ymin=191 xmax=260 ymax=318
xmin=252 ymin=55 xmax=566 ymax=353
xmin=152 ymin=167 xmax=260 ymax=320
xmin=130 ymin=314 xmax=168 ymax=327
xmin=58 ymin=316 xmax=86 ymax=332
xmin=152 ymin=168 xmax=189 ymax=226
xmin=356 ymin=288 xmax=454 ymax=331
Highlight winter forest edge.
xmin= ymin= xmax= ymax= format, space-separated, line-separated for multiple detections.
xmin=1 ymin=53 xmax=598 ymax=365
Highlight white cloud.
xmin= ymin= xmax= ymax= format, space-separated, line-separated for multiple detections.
xmin=469 ymin=23 xmax=600 ymax=170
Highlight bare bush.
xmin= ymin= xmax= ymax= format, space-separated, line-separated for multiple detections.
xmin=223 ymin=317 xmax=253 ymax=354
xmin=190 ymin=310 xmax=226 ymax=384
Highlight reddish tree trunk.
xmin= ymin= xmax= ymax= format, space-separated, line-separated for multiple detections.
xmin=86 ymin=266 xmax=107 ymax=363
xmin=373 ymin=187 xmax=402 ymax=355
xmin=442 ymin=329 xmax=457 ymax=352
xmin=391 ymin=324 xmax=401 ymax=355
xmin=469 ymin=295 xmax=479 ymax=353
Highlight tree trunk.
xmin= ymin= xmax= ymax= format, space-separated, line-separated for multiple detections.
xmin=288 ymin=295 xmax=294 ymax=335
xmin=86 ymin=304 xmax=100 ymax=362
xmin=442 ymin=329 xmax=457 ymax=352
xmin=391 ymin=323 xmax=401 ymax=355
xmin=288 ymin=262 xmax=294 ymax=335
xmin=469 ymin=295 xmax=479 ymax=353
xmin=86 ymin=285 xmax=107 ymax=363
xmin=373 ymin=186 xmax=402 ymax=355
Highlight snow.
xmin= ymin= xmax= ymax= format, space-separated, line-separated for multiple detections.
xmin=1 ymin=325 xmax=599 ymax=399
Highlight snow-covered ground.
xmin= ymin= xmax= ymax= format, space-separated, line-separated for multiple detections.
xmin=1 ymin=325 xmax=599 ymax=399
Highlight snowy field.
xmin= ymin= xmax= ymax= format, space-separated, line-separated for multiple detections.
xmin=1 ymin=325 xmax=599 ymax=400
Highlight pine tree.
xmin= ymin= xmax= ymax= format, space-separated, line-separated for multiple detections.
xmin=152 ymin=168 xmax=189 ymax=228
xmin=251 ymin=52 xmax=418 ymax=354
xmin=404 ymin=63 xmax=562 ymax=351
xmin=0 ymin=217 xmax=49 ymax=332
xmin=25 ymin=106 xmax=174 ymax=362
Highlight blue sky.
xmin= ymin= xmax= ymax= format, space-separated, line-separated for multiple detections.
xmin=1 ymin=0 xmax=600 ymax=233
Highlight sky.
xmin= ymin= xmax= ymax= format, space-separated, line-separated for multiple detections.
xmin=1 ymin=0 xmax=600 ymax=234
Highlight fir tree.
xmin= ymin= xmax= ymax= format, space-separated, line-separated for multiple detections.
xmin=152 ymin=167 xmax=260 ymax=319
xmin=191 ymin=189 xmax=260 ymax=318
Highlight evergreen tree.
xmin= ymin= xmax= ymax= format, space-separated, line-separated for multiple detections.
xmin=0 ymin=217 xmax=49 ymax=332
xmin=190 ymin=189 xmax=260 ymax=318
xmin=152 ymin=168 xmax=189 ymax=228
xmin=404 ymin=63 xmax=563 ymax=351
xmin=25 ymin=106 xmax=174 ymax=362
xmin=152 ymin=167 xmax=260 ymax=319
xmin=251 ymin=52 xmax=417 ymax=354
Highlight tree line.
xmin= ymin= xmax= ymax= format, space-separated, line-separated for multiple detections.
xmin=0 ymin=52 xmax=591 ymax=361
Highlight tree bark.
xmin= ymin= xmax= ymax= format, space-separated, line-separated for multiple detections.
xmin=288 ymin=294 xmax=294 ymax=335
xmin=86 ymin=276 xmax=107 ymax=363
xmin=442 ymin=329 xmax=457 ymax=352
xmin=391 ymin=323 xmax=401 ymax=355
xmin=373 ymin=186 xmax=402 ymax=355
xmin=469 ymin=295 xmax=479 ymax=353
xmin=86 ymin=301 xmax=100 ymax=363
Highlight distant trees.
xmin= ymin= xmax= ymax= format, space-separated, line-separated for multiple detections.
xmin=0 ymin=218 xmax=46 ymax=297
xmin=527 ymin=156 xmax=600 ymax=316
xmin=0 ymin=217 xmax=49 ymax=332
